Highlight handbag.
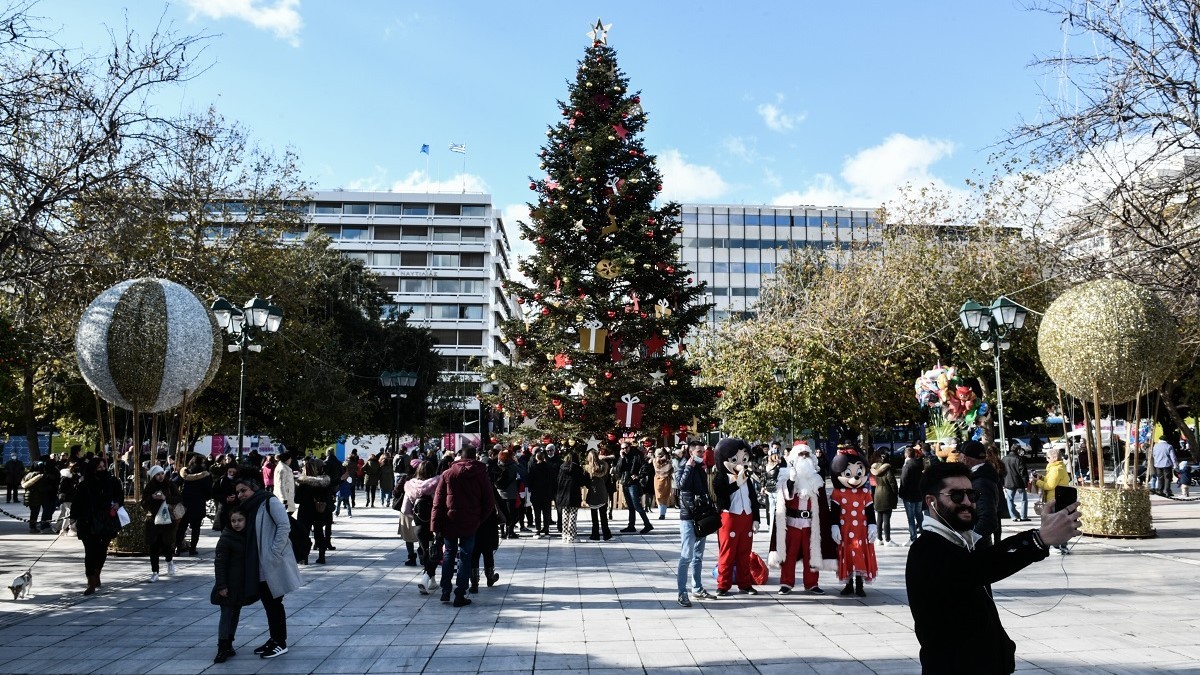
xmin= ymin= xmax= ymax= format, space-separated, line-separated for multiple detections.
xmin=153 ymin=502 xmax=173 ymax=525
xmin=690 ymin=496 xmax=721 ymax=538
xmin=171 ymin=503 xmax=187 ymax=521
xmin=115 ymin=506 xmax=131 ymax=528
xmin=316 ymin=499 xmax=328 ymax=513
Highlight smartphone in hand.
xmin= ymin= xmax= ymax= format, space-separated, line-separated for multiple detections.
xmin=1053 ymin=486 xmax=1077 ymax=513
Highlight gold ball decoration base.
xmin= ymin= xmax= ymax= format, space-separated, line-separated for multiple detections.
xmin=110 ymin=501 xmax=150 ymax=555
xmin=1078 ymin=486 xmax=1154 ymax=538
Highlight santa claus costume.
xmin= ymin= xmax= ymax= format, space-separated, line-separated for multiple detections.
xmin=768 ymin=442 xmax=838 ymax=594
xmin=829 ymin=447 xmax=878 ymax=597
xmin=711 ymin=437 xmax=761 ymax=595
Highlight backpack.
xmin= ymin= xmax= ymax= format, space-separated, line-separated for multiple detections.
xmin=413 ymin=494 xmax=433 ymax=526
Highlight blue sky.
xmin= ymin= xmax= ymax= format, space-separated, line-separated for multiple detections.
xmin=41 ymin=1 xmax=1067 ymax=226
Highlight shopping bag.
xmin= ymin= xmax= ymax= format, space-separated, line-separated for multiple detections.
xmin=153 ymin=502 xmax=173 ymax=525
xmin=116 ymin=506 xmax=131 ymax=528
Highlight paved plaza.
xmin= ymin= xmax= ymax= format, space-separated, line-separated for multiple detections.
xmin=1 ymin=494 xmax=1200 ymax=674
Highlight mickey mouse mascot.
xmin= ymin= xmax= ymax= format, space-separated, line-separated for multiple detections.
xmin=768 ymin=441 xmax=838 ymax=594
xmin=712 ymin=437 xmax=761 ymax=596
xmin=829 ymin=446 xmax=878 ymax=597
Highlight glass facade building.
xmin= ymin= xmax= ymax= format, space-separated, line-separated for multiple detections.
xmin=676 ymin=203 xmax=880 ymax=324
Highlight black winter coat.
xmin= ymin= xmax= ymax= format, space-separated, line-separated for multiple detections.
xmin=970 ymin=463 xmax=1002 ymax=547
xmin=527 ymin=461 xmax=557 ymax=507
xmin=899 ymin=458 xmax=924 ymax=502
xmin=711 ymin=469 xmax=760 ymax=521
xmin=555 ymin=462 xmax=588 ymax=508
xmin=676 ymin=460 xmax=710 ymax=521
xmin=178 ymin=469 xmax=212 ymax=511
xmin=1000 ymin=453 xmax=1028 ymax=491
xmin=73 ymin=472 xmax=123 ymax=540
xmin=212 ymin=528 xmax=255 ymax=606
xmin=906 ymin=529 xmax=1048 ymax=674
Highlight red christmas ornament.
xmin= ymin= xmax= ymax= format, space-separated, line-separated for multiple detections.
xmin=604 ymin=370 xmax=613 ymax=379
xmin=639 ymin=312 xmax=647 ymax=319
xmin=521 ymin=410 xmax=528 ymax=417
xmin=529 ymin=182 xmax=536 ymax=190
xmin=687 ymin=277 xmax=693 ymax=283
xmin=606 ymin=310 xmax=617 ymax=318
xmin=534 ymin=292 xmax=543 ymax=300
xmin=633 ymin=96 xmax=640 ymax=103
xmin=536 ymin=236 xmax=545 ymax=244
xmin=574 ymin=110 xmax=583 ymax=118
xmin=679 ymin=424 xmax=689 ymax=432
xmin=495 ymin=404 xmax=504 ymax=411
xmin=515 ymin=337 xmax=525 ymax=346
xmin=541 ymin=307 xmax=550 ymax=315
xmin=716 ymin=390 xmax=724 ymax=398
xmin=575 ymin=176 xmax=582 ymax=182
xmin=606 ymin=433 xmax=618 ymax=442
xmin=648 ymin=217 xmax=657 ymax=225
xmin=629 ymin=150 xmax=638 ymax=156
xmin=646 ymin=230 xmax=655 ymax=238
xmin=517 ymin=297 xmax=525 ymax=304
xmin=580 ymin=399 xmax=587 ymax=406
xmin=666 ymin=266 xmax=675 ymax=273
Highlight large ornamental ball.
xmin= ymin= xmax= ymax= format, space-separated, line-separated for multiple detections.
xmin=76 ymin=278 xmax=222 ymax=412
xmin=1037 ymin=279 xmax=1178 ymax=404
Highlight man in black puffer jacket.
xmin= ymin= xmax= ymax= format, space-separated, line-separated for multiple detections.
xmin=674 ymin=440 xmax=715 ymax=607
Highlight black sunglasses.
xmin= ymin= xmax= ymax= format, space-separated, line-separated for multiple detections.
xmin=939 ymin=489 xmax=979 ymax=504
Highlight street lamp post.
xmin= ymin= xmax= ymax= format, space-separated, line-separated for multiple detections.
xmin=211 ymin=295 xmax=283 ymax=462
xmin=958 ymin=297 xmax=1028 ymax=454
xmin=772 ymin=367 xmax=797 ymax=445
xmin=380 ymin=371 xmax=418 ymax=453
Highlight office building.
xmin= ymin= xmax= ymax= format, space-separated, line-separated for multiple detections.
xmin=676 ymin=203 xmax=881 ymax=324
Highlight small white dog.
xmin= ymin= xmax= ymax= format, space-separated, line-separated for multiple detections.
xmin=8 ymin=570 xmax=32 ymax=600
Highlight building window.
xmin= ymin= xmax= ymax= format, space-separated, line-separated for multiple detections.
xmin=344 ymin=252 xmax=368 ymax=263
xmin=461 ymin=205 xmax=488 ymax=217
xmin=375 ymin=204 xmax=403 ymax=215
xmin=281 ymin=228 xmax=306 ymax=241
xmin=378 ymin=277 xmax=399 ymax=292
xmin=433 ymin=280 xmax=461 ymax=293
xmin=430 ymin=253 xmax=460 ymax=267
xmin=460 ymin=279 xmax=484 ymax=293
xmin=431 ymin=305 xmax=460 ymax=319
xmin=342 ymin=226 xmax=368 ymax=240
xmin=375 ymin=225 xmax=401 ymax=241
xmin=402 ymin=226 xmax=427 ymax=240
xmin=402 ymin=204 xmax=429 ymax=216
xmin=432 ymin=227 xmax=459 ymax=241
xmin=401 ymin=279 xmax=428 ymax=293
xmin=373 ymin=252 xmax=401 ymax=267
xmin=314 ymin=202 xmax=340 ymax=215
xmin=343 ymin=203 xmax=369 ymax=215
xmin=461 ymin=252 xmax=485 ymax=268
xmin=400 ymin=251 xmax=427 ymax=267
xmin=461 ymin=227 xmax=485 ymax=240
xmin=434 ymin=204 xmax=461 ymax=216
xmin=458 ymin=330 xmax=483 ymax=346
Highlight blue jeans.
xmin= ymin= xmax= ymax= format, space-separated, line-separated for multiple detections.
xmin=624 ymin=484 xmax=649 ymax=528
xmin=440 ymin=534 xmax=475 ymax=596
xmin=677 ymin=520 xmax=707 ymax=595
xmin=1004 ymin=488 xmax=1028 ymax=520
xmin=903 ymin=499 xmax=924 ymax=540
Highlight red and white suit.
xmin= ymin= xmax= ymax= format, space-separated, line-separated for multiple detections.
xmin=767 ymin=451 xmax=838 ymax=590
xmin=830 ymin=485 xmax=878 ymax=582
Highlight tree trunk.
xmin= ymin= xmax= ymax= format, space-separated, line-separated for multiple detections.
xmin=975 ymin=375 xmax=996 ymax=446
xmin=1159 ymin=382 xmax=1198 ymax=452
xmin=21 ymin=363 xmax=39 ymax=463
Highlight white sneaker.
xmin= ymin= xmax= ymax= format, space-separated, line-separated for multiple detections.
xmin=417 ymin=577 xmax=429 ymax=595
xmin=887 ymin=540 xmax=901 ymax=547
xmin=1050 ymin=547 xmax=1063 ymax=555
xmin=149 ymin=573 xmax=159 ymax=583
xmin=167 ymin=562 xmax=176 ymax=575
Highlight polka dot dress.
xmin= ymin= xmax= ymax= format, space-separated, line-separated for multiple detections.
xmin=831 ymin=487 xmax=878 ymax=582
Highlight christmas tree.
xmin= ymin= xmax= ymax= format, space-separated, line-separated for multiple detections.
xmin=487 ymin=20 xmax=718 ymax=447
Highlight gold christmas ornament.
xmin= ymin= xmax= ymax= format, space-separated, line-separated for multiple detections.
xmin=520 ymin=383 xmax=529 ymax=391
xmin=595 ymin=259 xmax=620 ymax=279
xmin=1038 ymin=279 xmax=1178 ymax=403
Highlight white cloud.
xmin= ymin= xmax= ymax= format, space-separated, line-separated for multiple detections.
xmin=182 ymin=0 xmax=303 ymax=46
xmin=344 ymin=169 xmax=490 ymax=194
xmin=772 ymin=133 xmax=957 ymax=208
xmin=756 ymin=96 xmax=806 ymax=133
xmin=657 ymin=149 xmax=728 ymax=202
xmin=501 ymin=204 xmax=534 ymax=284
xmin=723 ymin=136 xmax=752 ymax=160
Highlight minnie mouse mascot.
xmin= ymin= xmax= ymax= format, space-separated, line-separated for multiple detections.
xmin=829 ymin=446 xmax=878 ymax=597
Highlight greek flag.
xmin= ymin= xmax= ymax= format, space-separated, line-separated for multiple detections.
xmin=448 ymin=143 xmax=467 ymax=154
xmin=420 ymin=144 xmax=429 ymax=154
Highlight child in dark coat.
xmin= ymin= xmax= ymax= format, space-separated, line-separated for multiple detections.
xmin=211 ymin=509 xmax=255 ymax=663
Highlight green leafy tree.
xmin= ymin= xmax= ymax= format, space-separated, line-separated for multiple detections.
xmin=486 ymin=23 xmax=716 ymax=443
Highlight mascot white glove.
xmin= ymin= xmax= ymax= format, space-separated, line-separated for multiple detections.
xmin=735 ymin=465 xmax=748 ymax=487
xmin=831 ymin=524 xmax=841 ymax=545
xmin=868 ymin=524 xmax=878 ymax=542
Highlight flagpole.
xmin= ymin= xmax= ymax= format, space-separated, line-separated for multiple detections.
xmin=461 ymin=150 xmax=467 ymax=193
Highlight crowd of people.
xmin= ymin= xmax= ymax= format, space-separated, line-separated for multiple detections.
xmin=5 ymin=429 xmax=1192 ymax=673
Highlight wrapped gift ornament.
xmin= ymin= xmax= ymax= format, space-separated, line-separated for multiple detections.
xmin=577 ymin=319 xmax=608 ymax=353
xmin=615 ymin=394 xmax=644 ymax=429
xmin=75 ymin=278 xmax=222 ymax=412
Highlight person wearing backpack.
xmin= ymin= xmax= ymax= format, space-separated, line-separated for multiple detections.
xmin=403 ymin=460 xmax=441 ymax=595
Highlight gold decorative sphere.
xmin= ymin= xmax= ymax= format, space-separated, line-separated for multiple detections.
xmin=1037 ymin=279 xmax=1178 ymax=403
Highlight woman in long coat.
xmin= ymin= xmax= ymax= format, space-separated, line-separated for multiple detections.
xmin=555 ymin=451 xmax=588 ymax=544
xmin=584 ymin=450 xmax=611 ymax=540
xmin=653 ymin=448 xmax=674 ymax=518
xmin=74 ymin=457 xmax=124 ymax=595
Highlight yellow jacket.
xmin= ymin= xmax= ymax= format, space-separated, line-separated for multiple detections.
xmin=1036 ymin=460 xmax=1070 ymax=502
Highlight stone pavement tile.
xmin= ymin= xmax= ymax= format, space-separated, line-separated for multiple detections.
xmin=532 ymin=652 xmax=589 ymax=669
xmin=863 ymin=658 xmax=924 ymax=674
xmin=364 ymin=656 xmax=430 ymax=673
xmin=755 ymin=663 xmax=820 ymax=675
xmin=478 ymin=654 xmax=535 ymax=672
xmin=326 ymin=644 xmax=388 ymax=660
xmin=144 ymin=660 xmax=216 ymax=674
xmin=423 ymin=655 xmax=483 ymax=672
xmin=637 ymin=647 xmax=695 ymax=668
xmin=377 ymin=644 xmax=436 ymax=659
xmin=431 ymin=642 xmax=488 ymax=658
xmin=808 ymin=661 xmax=879 ymax=675
xmin=311 ymin=656 xmax=377 ymax=673
xmin=587 ymin=647 xmax=646 ymax=670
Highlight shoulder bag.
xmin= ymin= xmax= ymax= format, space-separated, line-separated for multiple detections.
xmin=690 ymin=494 xmax=721 ymax=538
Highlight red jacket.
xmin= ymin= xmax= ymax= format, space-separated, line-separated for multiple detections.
xmin=432 ymin=459 xmax=496 ymax=538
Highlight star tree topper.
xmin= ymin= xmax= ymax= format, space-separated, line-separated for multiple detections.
xmin=588 ymin=18 xmax=612 ymax=44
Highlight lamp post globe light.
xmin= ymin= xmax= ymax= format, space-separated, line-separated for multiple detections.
xmin=380 ymin=371 xmax=418 ymax=453
xmin=211 ymin=295 xmax=283 ymax=461
xmin=958 ymin=296 xmax=1028 ymax=454
xmin=773 ymin=366 xmax=797 ymax=445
